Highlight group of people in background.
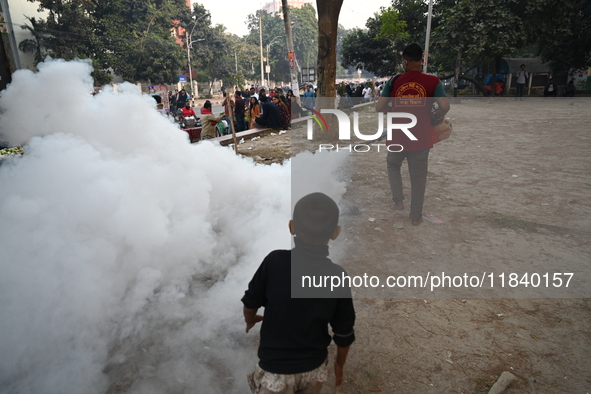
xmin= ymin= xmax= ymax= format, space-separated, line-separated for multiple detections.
xmin=544 ymin=78 xmax=576 ymax=97
xmin=157 ymin=85 xmax=297 ymax=141
xmin=221 ymin=86 xmax=295 ymax=133
xmin=505 ymin=64 xmax=578 ymax=99
xmin=336 ymin=81 xmax=382 ymax=108
xmin=168 ymin=89 xmax=190 ymax=114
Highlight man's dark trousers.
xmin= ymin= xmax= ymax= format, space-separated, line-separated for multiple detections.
xmin=387 ymin=150 xmax=429 ymax=221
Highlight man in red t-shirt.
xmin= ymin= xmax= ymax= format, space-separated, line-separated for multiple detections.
xmin=180 ymin=101 xmax=197 ymax=118
xmin=376 ymin=43 xmax=450 ymax=226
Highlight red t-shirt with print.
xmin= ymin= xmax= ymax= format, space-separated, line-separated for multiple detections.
xmin=385 ymin=71 xmax=440 ymax=151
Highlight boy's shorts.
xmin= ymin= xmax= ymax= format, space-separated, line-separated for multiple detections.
xmin=247 ymin=359 xmax=328 ymax=394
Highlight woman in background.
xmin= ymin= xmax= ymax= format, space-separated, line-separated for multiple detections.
xmin=248 ymin=96 xmax=261 ymax=129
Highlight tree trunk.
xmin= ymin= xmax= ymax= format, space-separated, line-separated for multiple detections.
xmin=316 ymin=0 xmax=343 ymax=98
xmin=490 ymin=60 xmax=497 ymax=98
xmin=315 ymin=0 xmax=343 ymax=141
xmin=490 ymin=55 xmax=501 ymax=97
xmin=453 ymin=50 xmax=461 ymax=97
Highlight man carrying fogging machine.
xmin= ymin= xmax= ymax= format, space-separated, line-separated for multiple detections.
xmin=376 ymin=43 xmax=450 ymax=226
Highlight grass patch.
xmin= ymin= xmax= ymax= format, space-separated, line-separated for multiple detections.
xmin=474 ymin=376 xmax=496 ymax=392
xmin=478 ymin=212 xmax=539 ymax=232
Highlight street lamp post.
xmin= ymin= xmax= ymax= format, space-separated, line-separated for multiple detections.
xmin=187 ymin=13 xmax=209 ymax=104
xmin=423 ymin=0 xmax=433 ymax=73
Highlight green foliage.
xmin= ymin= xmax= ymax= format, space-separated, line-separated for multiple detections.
xmin=432 ymin=0 xmax=590 ymax=74
xmin=433 ymin=0 xmax=524 ymax=66
xmin=377 ymin=7 xmax=409 ymax=42
xmin=18 ymin=17 xmax=45 ymax=64
xmin=339 ymin=0 xmax=590 ymax=83
xmin=21 ymin=0 xmax=190 ymax=84
xmin=244 ymin=5 xmax=318 ymax=82
xmin=525 ymin=0 xmax=591 ymax=72
xmin=336 ymin=24 xmax=356 ymax=75
xmin=341 ymin=12 xmax=403 ymax=77
xmin=227 ymin=73 xmax=247 ymax=91
xmin=392 ymin=0 xmax=428 ymax=44
xmin=192 ymin=22 xmax=233 ymax=85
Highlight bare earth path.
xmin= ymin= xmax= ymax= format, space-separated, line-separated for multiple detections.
xmin=105 ymin=98 xmax=590 ymax=394
xmin=317 ymin=97 xmax=591 ymax=393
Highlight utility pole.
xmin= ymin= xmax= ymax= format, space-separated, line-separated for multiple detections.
xmin=266 ymin=44 xmax=270 ymax=85
xmin=281 ymin=0 xmax=299 ymax=94
xmin=0 ymin=0 xmax=20 ymax=91
xmin=259 ymin=13 xmax=264 ymax=87
xmin=423 ymin=0 xmax=433 ymax=73
xmin=454 ymin=50 xmax=461 ymax=97
xmin=186 ymin=34 xmax=193 ymax=100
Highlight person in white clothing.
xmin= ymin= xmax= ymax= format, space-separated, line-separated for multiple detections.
xmin=515 ymin=64 xmax=528 ymax=100
xmin=362 ymin=84 xmax=373 ymax=102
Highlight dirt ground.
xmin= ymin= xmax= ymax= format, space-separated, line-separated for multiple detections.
xmin=234 ymin=98 xmax=591 ymax=393
xmin=235 ymin=129 xmax=291 ymax=165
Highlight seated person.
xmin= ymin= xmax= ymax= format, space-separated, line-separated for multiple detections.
xmin=181 ymin=101 xmax=197 ymax=118
xmin=544 ymin=78 xmax=557 ymax=97
xmin=272 ymin=95 xmax=290 ymax=130
xmin=563 ymin=80 xmax=576 ymax=97
xmin=485 ymin=80 xmax=503 ymax=96
xmin=254 ymin=96 xmax=282 ymax=129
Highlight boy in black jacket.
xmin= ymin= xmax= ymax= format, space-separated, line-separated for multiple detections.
xmin=242 ymin=192 xmax=356 ymax=394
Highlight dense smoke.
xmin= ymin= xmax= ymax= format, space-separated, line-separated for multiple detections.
xmin=0 ymin=59 xmax=348 ymax=393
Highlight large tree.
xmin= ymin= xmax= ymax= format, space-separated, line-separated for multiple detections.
xmin=340 ymin=0 xmax=458 ymax=77
xmin=245 ymin=5 xmax=317 ymax=83
xmin=433 ymin=0 xmax=525 ymax=91
xmin=525 ymin=0 xmax=591 ymax=72
xmin=341 ymin=8 xmax=408 ymax=77
xmin=21 ymin=0 xmax=190 ymax=84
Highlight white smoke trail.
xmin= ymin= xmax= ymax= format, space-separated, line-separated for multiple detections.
xmin=0 ymin=59 xmax=349 ymax=393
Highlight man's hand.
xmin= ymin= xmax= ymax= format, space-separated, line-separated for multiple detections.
xmin=245 ymin=314 xmax=263 ymax=333
xmin=243 ymin=306 xmax=263 ymax=333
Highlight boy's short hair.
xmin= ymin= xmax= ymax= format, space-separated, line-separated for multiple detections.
xmin=293 ymin=193 xmax=339 ymax=243
xmin=402 ymin=43 xmax=423 ymax=62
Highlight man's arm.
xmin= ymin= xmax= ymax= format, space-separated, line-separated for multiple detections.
xmin=375 ymin=77 xmax=394 ymax=113
xmin=334 ymin=345 xmax=350 ymax=386
xmin=243 ymin=306 xmax=263 ymax=333
xmin=257 ymin=104 xmax=270 ymax=121
xmin=433 ymin=97 xmax=450 ymax=123
xmin=330 ymin=294 xmax=355 ymax=387
xmin=242 ymin=255 xmax=269 ymax=333
xmin=375 ymin=96 xmax=392 ymax=113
